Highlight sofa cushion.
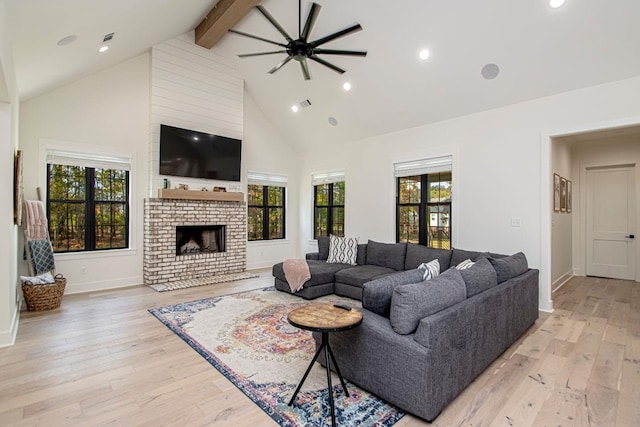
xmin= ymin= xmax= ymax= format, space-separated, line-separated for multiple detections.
xmin=334 ymin=264 xmax=396 ymax=288
xmin=366 ymin=240 xmax=407 ymax=271
xmin=327 ymin=235 xmax=359 ymax=265
xmin=356 ymin=244 xmax=367 ymax=265
xmin=450 ymin=248 xmax=490 ymax=267
xmin=460 ymin=257 xmax=498 ymax=297
xmin=362 ymin=269 xmax=424 ymax=317
xmin=272 ymin=259 xmax=350 ymax=287
xmin=405 ymin=243 xmax=453 ymax=271
xmin=390 ymin=268 xmax=466 ymax=335
xmin=317 ymin=236 xmax=330 ymax=261
xmin=489 ymin=252 xmax=528 ymax=283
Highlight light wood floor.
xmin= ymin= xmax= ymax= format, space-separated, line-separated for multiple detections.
xmin=0 ymin=273 xmax=638 ymax=426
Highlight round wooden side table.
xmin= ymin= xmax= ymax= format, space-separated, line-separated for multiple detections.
xmin=287 ymin=303 xmax=363 ymax=427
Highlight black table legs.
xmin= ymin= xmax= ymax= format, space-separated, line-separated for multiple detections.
xmin=288 ymin=332 xmax=349 ymax=427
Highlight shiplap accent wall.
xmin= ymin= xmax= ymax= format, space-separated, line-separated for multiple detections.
xmin=149 ymin=32 xmax=244 ymax=195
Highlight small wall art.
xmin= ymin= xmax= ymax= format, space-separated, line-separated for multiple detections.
xmin=553 ymin=173 xmax=561 ymax=212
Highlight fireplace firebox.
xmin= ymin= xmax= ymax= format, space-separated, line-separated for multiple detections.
xmin=176 ymin=225 xmax=225 ymax=256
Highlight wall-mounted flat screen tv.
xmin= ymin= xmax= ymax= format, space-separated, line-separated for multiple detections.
xmin=159 ymin=124 xmax=242 ymax=181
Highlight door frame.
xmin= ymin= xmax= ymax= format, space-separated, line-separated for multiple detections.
xmin=541 ymin=116 xmax=640 ymax=312
xmin=583 ymin=163 xmax=636 ymax=280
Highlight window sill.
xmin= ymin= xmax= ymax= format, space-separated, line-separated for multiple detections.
xmin=247 ymin=239 xmax=291 ymax=247
xmin=54 ymin=248 xmax=138 ymax=261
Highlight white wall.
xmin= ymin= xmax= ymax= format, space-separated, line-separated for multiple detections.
xmin=243 ymin=92 xmax=299 ymax=269
xmin=299 ymin=76 xmax=640 ymax=312
xmin=150 ymin=32 xmax=244 ymax=195
xmin=19 ymin=54 xmax=150 ymax=294
xmin=0 ymin=0 xmax=21 ymax=347
xmin=551 ymin=140 xmax=573 ymax=289
xmin=571 ymin=135 xmax=640 ymax=281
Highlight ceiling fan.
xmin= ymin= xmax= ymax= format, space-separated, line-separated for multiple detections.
xmin=229 ymin=0 xmax=367 ymax=80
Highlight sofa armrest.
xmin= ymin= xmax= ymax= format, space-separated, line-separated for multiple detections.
xmin=305 ymin=252 xmax=320 ymax=260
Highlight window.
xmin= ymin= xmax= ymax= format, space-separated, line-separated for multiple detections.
xmin=247 ymin=185 xmax=285 ymax=240
xmin=46 ymin=149 xmax=131 ymax=253
xmin=395 ymin=156 xmax=452 ymax=249
xmin=314 ymin=181 xmax=345 ymax=238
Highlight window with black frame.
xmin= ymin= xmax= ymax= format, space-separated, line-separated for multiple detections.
xmin=47 ymin=163 xmax=129 ymax=253
xmin=248 ymin=184 xmax=285 ymax=241
xmin=314 ymin=181 xmax=345 ymax=238
xmin=397 ymin=172 xmax=451 ymax=249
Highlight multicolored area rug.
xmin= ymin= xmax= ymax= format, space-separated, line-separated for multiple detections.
xmin=149 ymin=287 xmax=405 ymax=426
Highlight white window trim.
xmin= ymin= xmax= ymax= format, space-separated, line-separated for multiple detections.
xmin=247 ymin=171 xmax=288 ymax=187
xmin=311 ymin=170 xmax=345 ymax=186
xmin=393 ymin=155 xmax=452 ymax=178
xmin=39 ymin=138 xmax=137 ymax=253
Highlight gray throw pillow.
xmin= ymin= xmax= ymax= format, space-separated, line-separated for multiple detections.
xmin=460 ymin=257 xmax=498 ymax=297
xmin=450 ymin=248 xmax=490 ymax=267
xmin=356 ymin=244 xmax=367 ymax=265
xmin=317 ymin=236 xmax=330 ymax=261
xmin=366 ymin=240 xmax=407 ymax=271
xmin=362 ymin=269 xmax=424 ymax=317
xmin=390 ymin=268 xmax=466 ymax=335
xmin=488 ymin=252 xmax=528 ymax=283
xmin=404 ymin=243 xmax=453 ymax=270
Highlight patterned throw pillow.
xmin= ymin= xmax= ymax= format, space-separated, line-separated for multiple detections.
xmin=455 ymin=259 xmax=475 ymax=270
xmin=418 ymin=259 xmax=440 ymax=281
xmin=326 ymin=235 xmax=359 ymax=265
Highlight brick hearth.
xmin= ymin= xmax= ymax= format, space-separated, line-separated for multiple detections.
xmin=143 ymin=198 xmax=246 ymax=285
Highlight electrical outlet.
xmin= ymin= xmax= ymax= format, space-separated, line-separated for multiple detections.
xmin=81 ymin=266 xmax=87 ymax=275
xmin=511 ymin=218 xmax=521 ymax=227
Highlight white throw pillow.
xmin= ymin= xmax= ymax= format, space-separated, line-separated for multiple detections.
xmin=326 ymin=235 xmax=359 ymax=265
xmin=455 ymin=259 xmax=475 ymax=270
xmin=20 ymin=271 xmax=55 ymax=285
xmin=418 ymin=259 xmax=440 ymax=281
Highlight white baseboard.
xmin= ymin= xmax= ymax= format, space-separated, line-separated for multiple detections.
xmin=64 ymin=275 xmax=144 ymax=295
xmin=0 ymin=303 xmax=20 ymax=347
xmin=552 ymin=270 xmax=574 ymax=293
xmin=246 ymin=259 xmax=282 ymax=271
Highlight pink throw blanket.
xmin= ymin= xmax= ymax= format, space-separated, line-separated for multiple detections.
xmin=283 ymin=259 xmax=311 ymax=293
xmin=23 ymin=200 xmax=50 ymax=241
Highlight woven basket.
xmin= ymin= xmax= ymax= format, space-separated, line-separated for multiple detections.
xmin=22 ymin=274 xmax=66 ymax=311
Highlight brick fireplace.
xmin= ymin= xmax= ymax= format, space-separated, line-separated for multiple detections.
xmin=143 ymin=198 xmax=246 ymax=285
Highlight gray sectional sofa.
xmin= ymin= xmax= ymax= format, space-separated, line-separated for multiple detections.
xmin=272 ymin=237 xmax=539 ymax=422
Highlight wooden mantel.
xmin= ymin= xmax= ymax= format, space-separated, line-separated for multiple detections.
xmin=158 ymin=189 xmax=244 ymax=202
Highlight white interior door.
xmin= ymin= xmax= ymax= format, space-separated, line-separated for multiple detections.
xmin=586 ymin=166 xmax=636 ymax=280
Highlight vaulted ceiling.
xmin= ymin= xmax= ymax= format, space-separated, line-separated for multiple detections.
xmin=6 ymin=0 xmax=640 ymax=151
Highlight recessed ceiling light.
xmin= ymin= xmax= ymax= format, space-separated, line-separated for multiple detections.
xmin=57 ymin=35 xmax=77 ymax=47
xmin=418 ymin=49 xmax=430 ymax=61
xmin=343 ymin=82 xmax=352 ymax=91
xmin=291 ymin=105 xmax=299 ymax=113
xmin=98 ymin=45 xmax=109 ymax=53
xmin=193 ymin=136 xmax=199 ymax=141
xmin=481 ymin=63 xmax=500 ymax=80
xmin=549 ymin=0 xmax=565 ymax=8
xmin=328 ymin=117 xmax=338 ymax=126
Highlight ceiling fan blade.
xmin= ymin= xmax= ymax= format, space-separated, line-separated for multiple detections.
xmin=301 ymin=3 xmax=321 ymax=41
xmin=268 ymin=56 xmax=294 ymax=74
xmin=256 ymin=5 xmax=293 ymax=43
xmin=309 ymin=55 xmax=346 ymax=74
xmin=310 ymin=24 xmax=363 ymax=48
xmin=313 ymin=49 xmax=367 ymax=57
xmin=238 ymin=51 xmax=287 ymax=58
xmin=228 ymin=29 xmax=287 ymax=47
xmin=300 ymin=59 xmax=311 ymax=80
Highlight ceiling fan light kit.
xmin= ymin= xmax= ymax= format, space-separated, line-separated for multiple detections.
xmin=229 ymin=0 xmax=367 ymax=80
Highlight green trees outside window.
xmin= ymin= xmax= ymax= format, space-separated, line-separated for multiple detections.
xmin=314 ymin=181 xmax=345 ymax=238
xmin=397 ymin=172 xmax=451 ymax=249
xmin=248 ymin=185 xmax=285 ymax=241
xmin=47 ymin=164 xmax=129 ymax=252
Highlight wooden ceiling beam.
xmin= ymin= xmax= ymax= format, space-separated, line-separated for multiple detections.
xmin=195 ymin=0 xmax=261 ymax=49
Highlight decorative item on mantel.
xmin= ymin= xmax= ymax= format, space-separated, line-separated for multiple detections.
xmin=213 ymin=186 xmax=226 ymax=192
